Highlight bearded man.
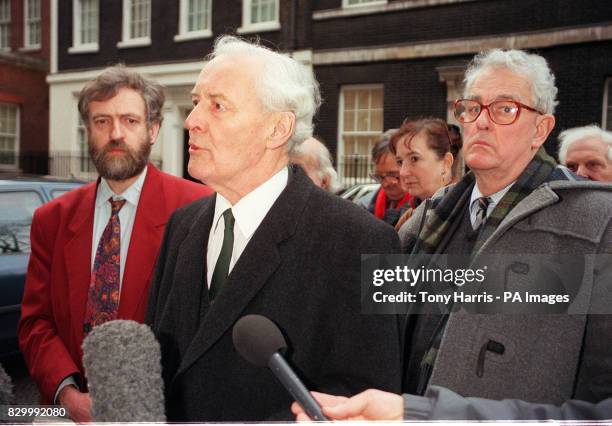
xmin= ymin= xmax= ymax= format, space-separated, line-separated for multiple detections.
xmin=18 ymin=66 xmax=211 ymax=422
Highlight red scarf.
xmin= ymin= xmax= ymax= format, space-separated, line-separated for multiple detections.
xmin=374 ymin=189 xmax=412 ymax=219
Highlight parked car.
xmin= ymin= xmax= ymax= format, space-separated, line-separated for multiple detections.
xmin=340 ymin=183 xmax=380 ymax=204
xmin=0 ymin=175 xmax=85 ymax=359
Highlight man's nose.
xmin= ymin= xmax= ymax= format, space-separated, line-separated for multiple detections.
xmin=475 ymin=106 xmax=492 ymax=129
xmin=110 ymin=120 xmax=124 ymax=140
xmin=575 ymin=164 xmax=592 ymax=180
xmin=185 ymin=104 xmax=207 ymax=132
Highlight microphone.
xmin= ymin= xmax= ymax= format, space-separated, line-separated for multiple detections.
xmin=232 ymin=314 xmax=328 ymax=421
xmin=0 ymin=362 xmax=13 ymax=405
xmin=82 ymin=320 xmax=165 ymax=422
xmin=0 ymin=362 xmax=13 ymax=423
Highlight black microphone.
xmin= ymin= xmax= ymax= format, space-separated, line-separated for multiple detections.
xmin=82 ymin=320 xmax=166 ymax=422
xmin=232 ymin=314 xmax=328 ymax=421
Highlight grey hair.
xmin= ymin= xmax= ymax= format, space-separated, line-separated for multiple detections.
xmin=463 ymin=49 xmax=558 ymax=114
xmin=78 ymin=64 xmax=165 ymax=128
xmin=291 ymin=138 xmax=341 ymax=192
xmin=558 ymin=124 xmax=612 ymax=163
xmin=371 ymin=129 xmax=398 ymax=164
xmin=208 ymin=35 xmax=321 ymax=152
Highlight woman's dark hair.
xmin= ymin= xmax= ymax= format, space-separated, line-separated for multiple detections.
xmin=390 ymin=117 xmax=463 ymax=179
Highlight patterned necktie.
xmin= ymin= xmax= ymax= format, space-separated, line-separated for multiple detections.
xmin=473 ymin=196 xmax=491 ymax=231
xmin=84 ymin=198 xmax=127 ymax=334
xmin=209 ymin=209 xmax=235 ymax=300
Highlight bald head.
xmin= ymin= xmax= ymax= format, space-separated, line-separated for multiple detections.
xmin=291 ymin=137 xmax=341 ymax=192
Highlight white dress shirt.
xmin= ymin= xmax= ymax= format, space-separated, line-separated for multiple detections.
xmin=469 ymin=180 xmax=515 ymax=228
xmin=55 ymin=166 xmax=147 ymax=402
xmin=91 ymin=166 xmax=147 ymax=289
xmin=206 ymin=167 xmax=289 ymax=287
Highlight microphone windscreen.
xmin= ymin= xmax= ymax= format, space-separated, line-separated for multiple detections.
xmin=232 ymin=314 xmax=287 ymax=367
xmin=82 ymin=320 xmax=165 ymax=422
xmin=0 ymin=362 xmax=13 ymax=405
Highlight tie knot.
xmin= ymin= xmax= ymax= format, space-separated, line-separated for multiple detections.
xmin=477 ymin=196 xmax=490 ymax=212
xmin=109 ymin=198 xmax=126 ymax=214
xmin=222 ymin=208 xmax=235 ymax=231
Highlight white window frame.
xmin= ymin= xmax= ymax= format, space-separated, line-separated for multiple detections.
xmin=69 ymin=0 xmax=99 ymax=53
xmin=0 ymin=103 xmax=20 ymax=170
xmin=117 ymin=0 xmax=151 ymax=49
xmin=22 ymin=0 xmax=41 ymax=50
xmin=174 ymin=0 xmax=212 ymax=42
xmin=603 ymin=77 xmax=612 ymax=131
xmin=237 ymin=0 xmax=280 ymax=34
xmin=0 ymin=0 xmax=10 ymax=50
xmin=342 ymin=0 xmax=387 ymax=8
xmin=75 ymin=112 xmax=96 ymax=179
xmin=337 ymin=84 xmax=384 ymax=183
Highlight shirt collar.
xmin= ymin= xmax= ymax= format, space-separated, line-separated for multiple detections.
xmin=212 ymin=167 xmax=289 ymax=239
xmin=95 ymin=165 xmax=148 ymax=207
xmin=470 ymin=179 xmax=514 ymax=216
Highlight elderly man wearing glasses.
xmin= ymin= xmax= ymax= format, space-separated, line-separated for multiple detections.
xmin=293 ymin=49 xmax=612 ymax=420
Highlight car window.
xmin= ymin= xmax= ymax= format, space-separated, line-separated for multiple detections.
xmin=51 ymin=189 xmax=71 ymax=199
xmin=0 ymin=191 xmax=44 ymax=254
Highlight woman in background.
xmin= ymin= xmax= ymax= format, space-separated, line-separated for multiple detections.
xmin=391 ymin=118 xmax=463 ymax=230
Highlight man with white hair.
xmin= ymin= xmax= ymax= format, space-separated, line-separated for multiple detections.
xmin=145 ymin=36 xmax=402 ymax=421
xmin=290 ymin=137 xmax=341 ymax=192
xmin=293 ymin=48 xmax=612 ymax=420
xmin=558 ymin=124 xmax=612 ymax=181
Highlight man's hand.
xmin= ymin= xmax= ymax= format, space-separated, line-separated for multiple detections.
xmin=291 ymin=389 xmax=404 ymax=421
xmin=58 ymin=386 xmax=92 ymax=423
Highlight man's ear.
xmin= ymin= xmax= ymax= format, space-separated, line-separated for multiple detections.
xmin=532 ymin=114 xmax=555 ymax=150
xmin=148 ymin=122 xmax=161 ymax=145
xmin=267 ymin=112 xmax=295 ymax=150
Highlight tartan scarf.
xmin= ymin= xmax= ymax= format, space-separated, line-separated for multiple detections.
xmin=414 ymin=147 xmax=558 ymax=255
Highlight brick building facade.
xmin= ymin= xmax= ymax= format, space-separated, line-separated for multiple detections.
xmin=0 ymin=0 xmax=50 ymax=174
xmin=48 ymin=0 xmax=612 ymax=183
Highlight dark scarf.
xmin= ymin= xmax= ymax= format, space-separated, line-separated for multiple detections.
xmin=413 ymin=147 xmax=558 ymax=255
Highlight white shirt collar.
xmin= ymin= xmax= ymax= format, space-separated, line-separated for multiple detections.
xmin=212 ymin=167 xmax=289 ymax=239
xmin=95 ymin=165 xmax=148 ymax=207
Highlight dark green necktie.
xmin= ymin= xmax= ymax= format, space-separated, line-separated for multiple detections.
xmin=209 ymin=209 xmax=235 ymax=300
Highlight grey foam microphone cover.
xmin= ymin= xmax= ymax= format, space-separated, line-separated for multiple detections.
xmin=82 ymin=320 xmax=165 ymax=422
xmin=0 ymin=362 xmax=13 ymax=405
xmin=232 ymin=314 xmax=287 ymax=367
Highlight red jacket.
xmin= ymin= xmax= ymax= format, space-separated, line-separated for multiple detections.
xmin=18 ymin=165 xmax=212 ymax=403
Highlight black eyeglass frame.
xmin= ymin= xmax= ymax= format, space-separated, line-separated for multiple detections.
xmin=453 ymin=99 xmax=545 ymax=125
xmin=369 ymin=173 xmax=400 ymax=183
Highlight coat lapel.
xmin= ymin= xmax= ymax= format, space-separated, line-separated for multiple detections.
xmin=119 ymin=166 xmax=168 ymax=319
xmin=64 ymin=183 xmax=97 ymax=344
xmin=476 ymin=184 xmax=559 ymax=257
xmin=176 ymin=167 xmax=312 ymax=377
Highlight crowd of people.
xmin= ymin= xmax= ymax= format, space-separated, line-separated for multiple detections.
xmin=11 ymin=34 xmax=612 ymax=422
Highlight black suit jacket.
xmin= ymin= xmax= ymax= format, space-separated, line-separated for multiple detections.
xmin=146 ymin=166 xmax=402 ymax=421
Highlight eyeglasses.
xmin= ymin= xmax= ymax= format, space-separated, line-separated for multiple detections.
xmin=453 ymin=99 xmax=544 ymax=125
xmin=369 ymin=173 xmax=399 ymax=183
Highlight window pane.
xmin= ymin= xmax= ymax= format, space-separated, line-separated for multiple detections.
xmin=0 ymin=0 xmax=10 ymax=49
xmin=129 ymin=0 xmax=150 ymax=39
xmin=0 ymin=103 xmax=18 ymax=166
xmin=186 ymin=0 xmax=209 ymax=31
xmin=79 ymin=0 xmax=98 ymax=44
xmin=250 ymin=0 xmax=277 ymax=24
xmin=25 ymin=0 xmax=41 ymax=46
xmin=339 ymin=87 xmax=383 ymax=181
